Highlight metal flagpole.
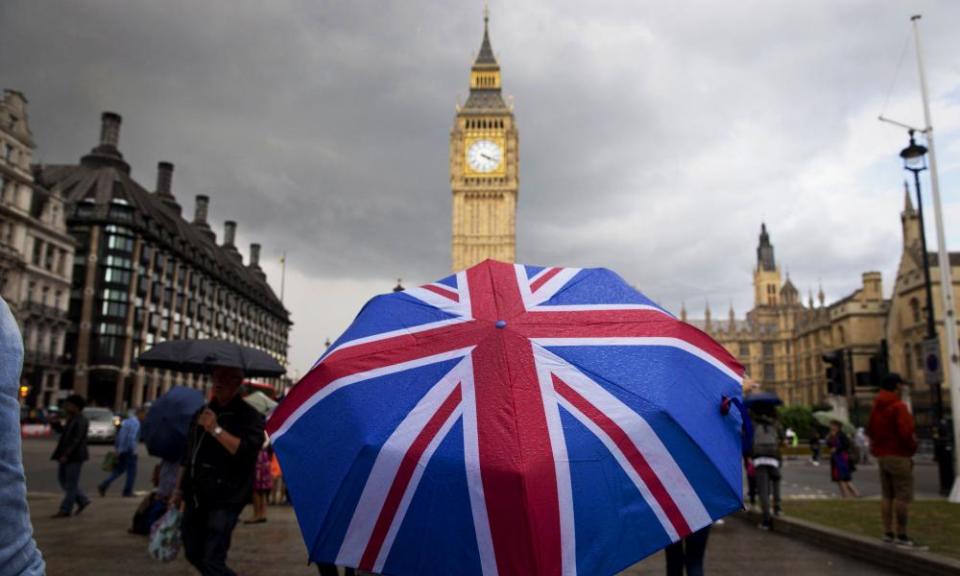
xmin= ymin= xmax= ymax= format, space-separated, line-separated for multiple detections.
xmin=280 ymin=251 xmax=287 ymax=305
xmin=910 ymin=14 xmax=960 ymax=503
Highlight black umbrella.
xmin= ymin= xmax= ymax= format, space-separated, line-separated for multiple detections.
xmin=743 ymin=391 xmax=783 ymax=408
xmin=141 ymin=386 xmax=205 ymax=461
xmin=137 ymin=339 xmax=286 ymax=378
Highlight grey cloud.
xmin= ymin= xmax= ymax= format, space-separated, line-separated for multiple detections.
xmin=3 ymin=0 xmax=960 ymax=373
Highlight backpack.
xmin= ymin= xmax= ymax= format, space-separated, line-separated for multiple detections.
xmin=753 ymin=423 xmax=780 ymax=458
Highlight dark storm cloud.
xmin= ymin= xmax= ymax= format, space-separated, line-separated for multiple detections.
xmin=2 ymin=0 xmax=960 ymax=373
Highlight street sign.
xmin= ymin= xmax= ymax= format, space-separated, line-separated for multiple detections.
xmin=924 ymin=337 xmax=943 ymax=385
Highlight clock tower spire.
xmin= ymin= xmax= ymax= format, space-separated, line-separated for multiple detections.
xmin=450 ymin=8 xmax=518 ymax=270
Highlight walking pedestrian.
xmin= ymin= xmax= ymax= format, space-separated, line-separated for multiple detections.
xmin=664 ymin=525 xmax=710 ymax=576
xmin=50 ymin=394 xmax=91 ymax=518
xmin=809 ymin=429 xmax=821 ymax=466
xmin=0 ymin=295 xmax=45 ymax=573
xmin=867 ymin=373 xmax=924 ymax=549
xmin=172 ymin=367 xmax=265 ymax=575
xmin=854 ymin=427 xmax=870 ymax=465
xmin=827 ymin=421 xmax=860 ymax=498
xmin=244 ymin=434 xmax=272 ymax=524
xmin=269 ymin=450 xmax=285 ymax=505
xmin=751 ymin=406 xmax=783 ymax=530
xmin=744 ymin=457 xmax=757 ymax=508
xmin=98 ymin=407 xmax=145 ymax=497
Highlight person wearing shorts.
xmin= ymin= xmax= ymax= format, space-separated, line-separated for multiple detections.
xmin=867 ymin=374 xmax=922 ymax=549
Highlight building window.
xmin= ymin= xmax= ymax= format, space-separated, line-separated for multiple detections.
xmin=104 ymin=266 xmax=132 ymax=285
xmin=31 ymin=239 xmax=42 ymax=265
xmin=763 ymin=363 xmax=776 ymax=381
xmin=910 ymin=298 xmax=921 ymax=324
xmin=27 ymin=281 xmax=35 ymax=303
xmin=837 ymin=326 xmax=846 ymax=345
xmin=762 ymin=342 xmax=774 ymax=357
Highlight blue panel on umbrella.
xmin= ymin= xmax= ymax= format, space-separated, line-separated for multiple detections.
xmin=560 ymin=407 xmax=672 ymax=575
xmin=545 ymin=345 xmax=743 ymax=498
xmin=435 ymin=274 xmax=458 ymax=289
xmin=523 ymin=264 xmax=546 ymax=279
xmin=322 ymin=293 xmax=460 ymax=360
xmin=538 ymin=268 xmax=669 ymax=313
xmin=383 ymin=419 xmax=482 ymax=576
xmin=275 ymin=358 xmax=463 ymax=564
xmin=641 ymin=410 xmax=742 ymax=522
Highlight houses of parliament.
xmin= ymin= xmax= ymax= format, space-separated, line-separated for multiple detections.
xmin=450 ymin=14 xmax=953 ymax=431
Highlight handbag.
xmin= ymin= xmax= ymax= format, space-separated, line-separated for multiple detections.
xmin=101 ymin=450 xmax=118 ymax=472
xmin=148 ymin=508 xmax=182 ymax=562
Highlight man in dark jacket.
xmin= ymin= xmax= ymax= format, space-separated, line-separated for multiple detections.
xmin=51 ymin=394 xmax=91 ymax=518
xmin=867 ymin=373 xmax=921 ymax=548
xmin=173 ymin=367 xmax=264 ymax=575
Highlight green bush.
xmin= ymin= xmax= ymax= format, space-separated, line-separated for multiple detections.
xmin=777 ymin=405 xmax=815 ymax=439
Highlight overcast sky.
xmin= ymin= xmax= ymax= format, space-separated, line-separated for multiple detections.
xmin=2 ymin=1 xmax=960 ymax=378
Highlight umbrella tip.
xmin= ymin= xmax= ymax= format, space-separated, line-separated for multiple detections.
xmin=495 ymin=320 xmax=507 ymax=329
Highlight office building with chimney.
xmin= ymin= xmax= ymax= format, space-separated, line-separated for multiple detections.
xmin=34 ymin=111 xmax=291 ymax=409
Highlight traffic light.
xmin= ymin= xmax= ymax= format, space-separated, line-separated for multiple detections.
xmin=18 ymin=385 xmax=29 ymax=399
xmin=822 ymin=352 xmax=846 ymax=396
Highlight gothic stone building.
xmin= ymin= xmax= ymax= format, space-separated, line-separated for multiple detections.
xmin=450 ymin=12 xmax=518 ymax=271
xmin=34 ymin=111 xmax=291 ymax=410
xmin=0 ymin=90 xmax=74 ymax=407
xmin=689 ymin=224 xmax=889 ymax=424
xmin=885 ymin=189 xmax=960 ymax=433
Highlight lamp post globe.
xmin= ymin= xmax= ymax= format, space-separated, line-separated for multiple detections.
xmin=900 ymin=130 xmax=928 ymax=173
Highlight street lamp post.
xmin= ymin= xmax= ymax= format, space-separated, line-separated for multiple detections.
xmin=901 ymin=131 xmax=952 ymax=494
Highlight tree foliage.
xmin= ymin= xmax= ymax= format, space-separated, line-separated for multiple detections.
xmin=777 ymin=405 xmax=816 ymax=439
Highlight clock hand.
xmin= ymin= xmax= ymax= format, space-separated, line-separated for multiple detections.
xmin=480 ymin=153 xmax=494 ymax=161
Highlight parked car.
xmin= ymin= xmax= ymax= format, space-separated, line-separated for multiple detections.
xmin=83 ymin=407 xmax=118 ymax=444
xmin=19 ymin=407 xmax=53 ymax=438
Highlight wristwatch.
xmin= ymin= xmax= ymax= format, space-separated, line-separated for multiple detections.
xmin=212 ymin=426 xmax=224 ymax=437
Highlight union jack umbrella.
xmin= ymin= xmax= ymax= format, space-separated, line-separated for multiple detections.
xmin=268 ymin=260 xmax=745 ymax=576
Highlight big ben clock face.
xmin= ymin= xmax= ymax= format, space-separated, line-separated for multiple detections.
xmin=466 ymin=140 xmax=503 ymax=173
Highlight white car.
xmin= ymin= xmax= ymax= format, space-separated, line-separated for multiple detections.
xmin=83 ymin=407 xmax=118 ymax=444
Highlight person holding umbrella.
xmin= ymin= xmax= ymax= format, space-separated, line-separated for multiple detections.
xmin=171 ymin=367 xmax=264 ymax=575
xmin=827 ymin=419 xmax=860 ymax=498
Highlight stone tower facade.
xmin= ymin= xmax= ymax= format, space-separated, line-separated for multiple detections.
xmin=754 ymin=223 xmax=781 ymax=307
xmin=450 ymin=11 xmax=518 ymax=271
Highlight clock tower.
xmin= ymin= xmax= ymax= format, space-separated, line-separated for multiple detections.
xmin=450 ymin=10 xmax=518 ymax=271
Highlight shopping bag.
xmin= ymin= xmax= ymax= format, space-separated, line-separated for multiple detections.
xmin=101 ymin=451 xmax=117 ymax=472
xmin=148 ymin=508 xmax=181 ymax=562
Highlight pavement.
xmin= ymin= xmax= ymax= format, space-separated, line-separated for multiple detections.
xmin=22 ymin=438 xmax=929 ymax=575
xmin=23 ymin=438 xmax=161 ymax=496
xmin=27 ymin=494 xmax=906 ymax=576
xmin=777 ymin=456 xmax=942 ymax=501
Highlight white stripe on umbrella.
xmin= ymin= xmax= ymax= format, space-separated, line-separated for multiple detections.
xmin=337 ymin=359 xmax=467 ymax=568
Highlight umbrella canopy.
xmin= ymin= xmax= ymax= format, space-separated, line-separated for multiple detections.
xmin=244 ymin=391 xmax=278 ymax=416
xmin=743 ymin=391 xmax=783 ymax=407
xmin=137 ymin=339 xmax=285 ymax=378
xmin=813 ymin=411 xmax=856 ymax=435
xmin=141 ymin=386 xmax=205 ymax=461
xmin=268 ymin=260 xmax=746 ymax=576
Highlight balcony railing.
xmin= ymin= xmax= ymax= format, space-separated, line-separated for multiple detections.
xmin=22 ymin=301 xmax=69 ymax=321
xmin=22 ymin=350 xmax=68 ymax=367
